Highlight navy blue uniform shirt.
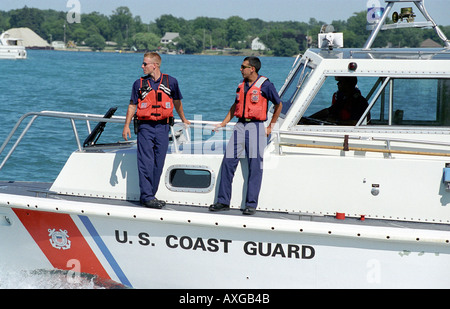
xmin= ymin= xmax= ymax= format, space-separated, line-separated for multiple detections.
xmin=130 ymin=74 xmax=183 ymax=104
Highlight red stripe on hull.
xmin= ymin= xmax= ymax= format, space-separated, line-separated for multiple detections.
xmin=13 ymin=208 xmax=110 ymax=279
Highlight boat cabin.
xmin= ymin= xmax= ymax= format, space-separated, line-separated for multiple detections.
xmin=278 ymin=48 xmax=450 ymax=130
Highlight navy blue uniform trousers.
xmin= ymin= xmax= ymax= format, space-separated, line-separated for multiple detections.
xmin=216 ymin=121 xmax=267 ymax=209
xmin=137 ymin=122 xmax=169 ymax=203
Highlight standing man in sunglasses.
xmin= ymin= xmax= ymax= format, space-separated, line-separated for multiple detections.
xmin=210 ymin=56 xmax=282 ymax=215
xmin=123 ymin=52 xmax=190 ymax=209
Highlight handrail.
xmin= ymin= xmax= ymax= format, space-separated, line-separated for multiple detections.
xmin=0 ymin=111 xmax=126 ymax=172
xmin=279 ymin=130 xmax=450 ymax=147
xmin=279 ymin=142 xmax=450 ymax=157
xmin=0 ymin=110 xmax=234 ymax=173
xmin=278 ymin=129 xmax=450 ymax=157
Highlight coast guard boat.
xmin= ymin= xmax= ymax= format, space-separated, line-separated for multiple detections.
xmin=0 ymin=31 xmax=26 ymax=59
xmin=1 ymin=0 xmax=450 ymax=288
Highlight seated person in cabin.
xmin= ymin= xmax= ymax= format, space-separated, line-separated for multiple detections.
xmin=308 ymin=76 xmax=369 ymax=125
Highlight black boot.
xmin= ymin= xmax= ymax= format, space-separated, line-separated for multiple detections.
xmin=209 ymin=203 xmax=230 ymax=212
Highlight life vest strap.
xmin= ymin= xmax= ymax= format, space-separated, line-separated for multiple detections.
xmin=254 ymin=76 xmax=268 ymax=88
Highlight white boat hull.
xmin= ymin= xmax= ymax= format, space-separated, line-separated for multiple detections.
xmin=1 ymin=193 xmax=449 ymax=288
xmin=0 ymin=46 xmax=27 ymax=59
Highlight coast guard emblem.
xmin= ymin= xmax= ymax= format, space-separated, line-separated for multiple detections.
xmin=48 ymin=229 xmax=71 ymax=250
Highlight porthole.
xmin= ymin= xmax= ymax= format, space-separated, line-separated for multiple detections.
xmin=165 ymin=165 xmax=215 ymax=193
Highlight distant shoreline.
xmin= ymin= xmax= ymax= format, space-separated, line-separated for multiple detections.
xmin=47 ymin=47 xmax=271 ymax=57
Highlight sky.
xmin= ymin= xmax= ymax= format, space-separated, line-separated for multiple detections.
xmin=1 ymin=0 xmax=449 ymax=25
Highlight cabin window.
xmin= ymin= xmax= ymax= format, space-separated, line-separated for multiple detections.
xmin=277 ymin=60 xmax=314 ymax=119
xmin=298 ymin=76 xmax=450 ymax=127
xmin=368 ymin=78 xmax=450 ymax=126
xmin=165 ymin=165 xmax=215 ymax=193
xmin=299 ymin=76 xmax=376 ymax=126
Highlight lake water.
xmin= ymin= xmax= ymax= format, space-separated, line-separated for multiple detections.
xmin=0 ymin=50 xmax=294 ymax=183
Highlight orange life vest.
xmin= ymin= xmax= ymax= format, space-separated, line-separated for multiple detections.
xmin=136 ymin=74 xmax=173 ymax=121
xmin=234 ymin=76 xmax=268 ymax=121
xmin=332 ymin=92 xmax=351 ymax=120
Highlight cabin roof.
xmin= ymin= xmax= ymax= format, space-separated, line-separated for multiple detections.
xmin=307 ymin=48 xmax=450 ymax=61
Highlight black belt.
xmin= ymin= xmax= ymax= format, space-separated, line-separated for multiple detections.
xmin=237 ymin=118 xmax=262 ymax=123
xmin=138 ymin=119 xmax=169 ymax=125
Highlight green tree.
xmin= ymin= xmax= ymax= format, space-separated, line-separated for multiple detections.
xmin=70 ymin=27 xmax=89 ymax=43
xmin=81 ymin=12 xmax=112 ymax=41
xmin=225 ymin=16 xmax=247 ymax=48
xmin=345 ymin=11 xmax=370 ymax=47
xmin=273 ymin=38 xmax=300 ymax=57
xmin=132 ymin=32 xmax=160 ymax=51
xmin=110 ymin=7 xmax=134 ymax=45
xmin=192 ymin=17 xmax=222 ymax=32
xmin=155 ymin=14 xmax=184 ymax=36
xmin=212 ymin=27 xmax=227 ymax=49
xmin=176 ymin=34 xmax=203 ymax=54
xmin=85 ymin=33 xmax=106 ymax=51
xmin=41 ymin=19 xmax=65 ymax=42
xmin=9 ymin=7 xmax=45 ymax=37
xmin=261 ymin=27 xmax=305 ymax=55
xmin=0 ymin=11 xmax=10 ymax=30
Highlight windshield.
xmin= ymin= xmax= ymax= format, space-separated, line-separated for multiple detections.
xmin=277 ymin=59 xmax=314 ymax=119
xmin=297 ymin=76 xmax=450 ymax=127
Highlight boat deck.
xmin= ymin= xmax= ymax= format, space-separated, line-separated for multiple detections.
xmin=1 ymin=180 xmax=450 ymax=233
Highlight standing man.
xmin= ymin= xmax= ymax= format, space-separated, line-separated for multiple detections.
xmin=210 ymin=56 xmax=282 ymax=215
xmin=123 ymin=52 xmax=190 ymax=209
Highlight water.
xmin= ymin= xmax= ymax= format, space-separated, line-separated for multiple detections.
xmin=0 ymin=50 xmax=294 ymax=183
xmin=0 ymin=266 xmax=127 ymax=289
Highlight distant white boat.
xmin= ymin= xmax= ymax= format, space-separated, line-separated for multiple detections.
xmin=0 ymin=31 xmax=27 ymax=59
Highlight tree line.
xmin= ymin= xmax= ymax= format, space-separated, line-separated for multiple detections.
xmin=1 ymin=6 xmax=449 ymax=56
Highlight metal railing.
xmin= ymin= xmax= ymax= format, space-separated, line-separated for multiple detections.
xmin=4 ymin=109 xmax=450 ymax=176
xmin=277 ymin=130 xmax=450 ymax=157
xmin=0 ymin=110 xmax=127 ymax=172
xmin=0 ymin=110 xmax=233 ymax=172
